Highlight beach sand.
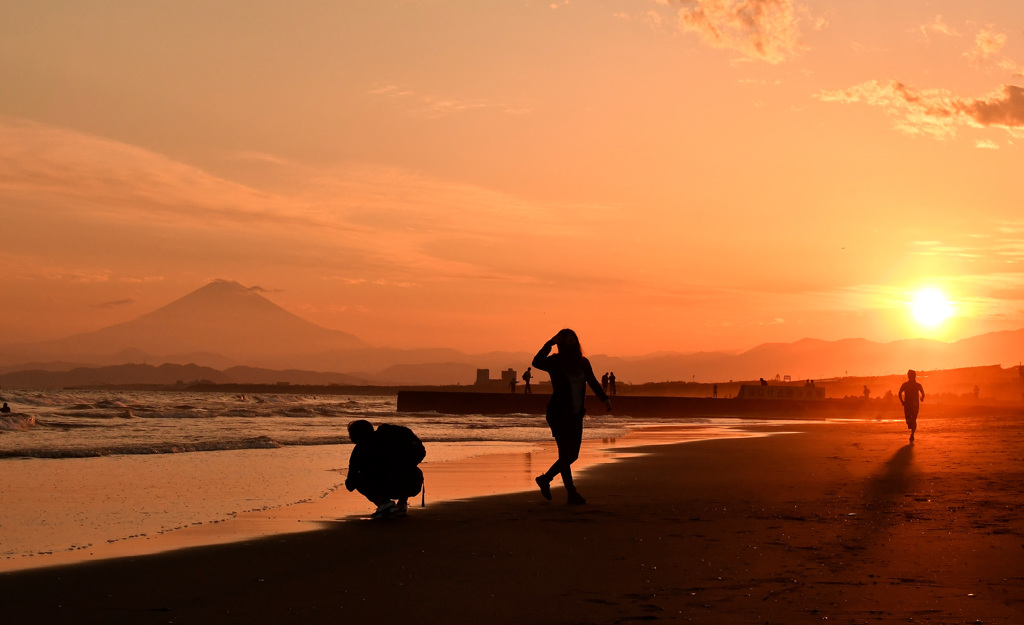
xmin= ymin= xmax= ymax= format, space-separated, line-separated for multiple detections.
xmin=1 ymin=411 xmax=1021 ymax=624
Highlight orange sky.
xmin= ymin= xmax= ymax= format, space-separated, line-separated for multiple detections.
xmin=1 ymin=1 xmax=1022 ymax=357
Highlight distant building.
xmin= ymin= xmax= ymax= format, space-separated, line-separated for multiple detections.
xmin=475 ymin=368 xmax=518 ymax=389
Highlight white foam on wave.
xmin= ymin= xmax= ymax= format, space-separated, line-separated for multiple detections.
xmin=0 ymin=435 xmax=287 ymax=459
xmin=0 ymin=415 xmax=37 ymax=432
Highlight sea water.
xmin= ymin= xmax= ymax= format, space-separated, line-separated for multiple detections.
xmin=0 ymin=389 xmax=779 ymax=570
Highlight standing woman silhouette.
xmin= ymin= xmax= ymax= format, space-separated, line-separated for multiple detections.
xmin=532 ymin=329 xmax=612 ymax=505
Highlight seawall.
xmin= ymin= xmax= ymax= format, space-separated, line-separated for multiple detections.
xmin=396 ymin=391 xmax=886 ymax=419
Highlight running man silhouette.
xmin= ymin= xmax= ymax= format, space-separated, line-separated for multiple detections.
xmin=898 ymin=369 xmax=925 ymax=443
xmin=532 ymin=329 xmax=611 ymax=505
xmin=522 ymin=367 xmax=533 ymax=394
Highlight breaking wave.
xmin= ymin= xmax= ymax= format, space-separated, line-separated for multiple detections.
xmin=0 ymin=435 xmax=288 ymax=459
xmin=0 ymin=415 xmax=38 ymax=432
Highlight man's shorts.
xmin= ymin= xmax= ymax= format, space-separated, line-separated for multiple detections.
xmin=904 ymin=405 xmax=919 ymax=430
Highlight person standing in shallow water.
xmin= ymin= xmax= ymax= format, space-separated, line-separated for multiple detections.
xmin=898 ymin=369 xmax=925 ymax=443
xmin=532 ymin=329 xmax=611 ymax=505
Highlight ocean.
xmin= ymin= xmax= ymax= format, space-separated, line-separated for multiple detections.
xmin=0 ymin=389 xmax=786 ymax=570
xmin=0 ymin=389 xmax=573 ymax=459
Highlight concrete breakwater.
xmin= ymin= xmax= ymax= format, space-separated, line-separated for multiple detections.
xmin=396 ymin=391 xmax=882 ymax=419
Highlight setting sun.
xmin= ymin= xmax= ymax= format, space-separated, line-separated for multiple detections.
xmin=910 ymin=287 xmax=955 ymax=329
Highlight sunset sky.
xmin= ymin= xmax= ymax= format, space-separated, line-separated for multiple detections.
xmin=2 ymin=1 xmax=1022 ymax=357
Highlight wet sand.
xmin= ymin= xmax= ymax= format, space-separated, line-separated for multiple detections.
xmin=1 ymin=411 xmax=1022 ymax=624
xmin=0 ymin=421 xmax=764 ymax=571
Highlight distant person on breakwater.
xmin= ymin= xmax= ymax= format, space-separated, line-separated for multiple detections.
xmin=0 ymin=402 xmax=9 ymax=413
xmin=532 ymin=329 xmax=611 ymax=505
xmin=345 ymin=420 xmax=426 ymax=519
xmin=601 ymin=372 xmax=609 ymax=394
xmin=522 ymin=367 xmax=533 ymax=394
xmin=509 ymin=375 xmax=518 ymax=394
xmin=712 ymin=384 xmax=718 ymax=398
xmin=608 ymin=372 xmax=617 ymax=396
xmin=898 ymin=370 xmax=925 ymax=443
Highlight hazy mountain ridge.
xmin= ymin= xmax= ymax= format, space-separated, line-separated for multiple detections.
xmin=0 ymin=363 xmax=375 ymax=390
xmin=1 ymin=280 xmax=1022 ymax=386
xmin=0 ymin=363 xmax=233 ymax=389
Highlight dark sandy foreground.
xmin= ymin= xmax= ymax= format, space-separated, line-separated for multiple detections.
xmin=2 ymin=412 xmax=1022 ymax=625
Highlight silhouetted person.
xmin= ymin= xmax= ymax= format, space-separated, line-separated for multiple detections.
xmin=532 ymin=329 xmax=611 ymax=505
xmin=0 ymin=402 xmax=9 ymax=413
xmin=863 ymin=385 xmax=870 ymax=398
xmin=509 ymin=376 xmax=518 ymax=394
xmin=898 ymin=370 xmax=925 ymax=443
xmin=973 ymin=385 xmax=980 ymax=400
xmin=345 ymin=419 xmax=426 ymax=519
xmin=601 ymin=372 xmax=609 ymax=394
xmin=608 ymin=372 xmax=617 ymax=396
xmin=712 ymin=384 xmax=718 ymax=398
xmin=523 ymin=367 xmax=533 ymax=394
xmin=760 ymin=377 xmax=768 ymax=386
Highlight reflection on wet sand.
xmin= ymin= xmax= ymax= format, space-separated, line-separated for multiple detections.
xmin=0 ymin=420 xmax=789 ymax=572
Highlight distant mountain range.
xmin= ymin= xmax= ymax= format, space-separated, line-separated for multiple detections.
xmin=586 ymin=331 xmax=1024 ymax=385
xmin=1 ymin=280 xmax=1022 ymax=387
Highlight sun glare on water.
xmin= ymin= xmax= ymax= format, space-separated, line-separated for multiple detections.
xmin=910 ymin=287 xmax=954 ymax=329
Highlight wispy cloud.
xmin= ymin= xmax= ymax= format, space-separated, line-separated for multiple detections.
xmin=823 ymin=20 xmax=1024 ymax=140
xmin=964 ymin=25 xmax=1024 ymax=76
xmin=367 ymin=83 xmax=533 ymax=118
xmin=0 ymin=118 xmax=618 ymax=289
xmin=91 ymin=298 xmax=135 ymax=309
xmin=801 ymin=230 xmax=1024 ymax=323
xmin=618 ymin=9 xmax=672 ymax=31
xmin=965 ymin=26 xmax=1007 ymax=65
xmin=0 ymin=119 xmax=292 ymax=229
xmin=910 ymin=228 xmax=1024 ymax=262
xmin=671 ymin=0 xmax=811 ymax=64
xmin=41 ymin=270 xmax=113 ymax=284
xmin=910 ymin=240 xmax=984 ymax=259
xmin=940 ymin=273 xmax=1024 ymax=321
xmin=792 ymin=274 xmax=1024 ymax=328
xmin=817 ymin=81 xmax=1024 ymax=139
xmin=918 ymin=14 xmax=959 ymax=38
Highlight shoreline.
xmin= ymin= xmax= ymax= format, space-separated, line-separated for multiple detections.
xmin=0 ymin=418 xmax=785 ymax=573
xmin=3 ymin=410 xmax=1019 ymax=624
